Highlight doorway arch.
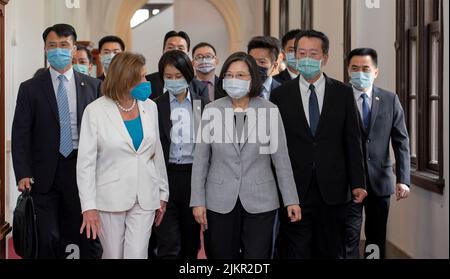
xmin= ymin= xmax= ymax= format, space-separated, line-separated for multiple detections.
xmin=115 ymin=0 xmax=241 ymax=53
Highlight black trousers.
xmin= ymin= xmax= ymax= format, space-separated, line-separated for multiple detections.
xmin=276 ymin=174 xmax=347 ymax=259
xmin=30 ymin=151 xmax=102 ymax=259
xmin=206 ymin=199 xmax=276 ymax=259
xmin=152 ymin=164 xmax=200 ymax=259
xmin=345 ymin=191 xmax=391 ymax=259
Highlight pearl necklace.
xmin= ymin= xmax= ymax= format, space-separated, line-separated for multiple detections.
xmin=115 ymin=99 xmax=136 ymax=112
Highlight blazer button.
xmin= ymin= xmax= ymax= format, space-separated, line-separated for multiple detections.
xmin=367 ymin=139 xmax=371 ymax=143
xmin=368 ymin=157 xmax=371 ymax=161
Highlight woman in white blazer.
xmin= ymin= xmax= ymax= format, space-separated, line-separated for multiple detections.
xmin=77 ymin=52 xmax=169 ymax=259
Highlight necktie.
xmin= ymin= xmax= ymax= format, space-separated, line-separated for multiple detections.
xmin=361 ymin=93 xmax=371 ymax=131
xmin=309 ymin=84 xmax=320 ymax=136
xmin=201 ymin=80 xmax=214 ymax=102
xmin=57 ymin=75 xmax=73 ymax=157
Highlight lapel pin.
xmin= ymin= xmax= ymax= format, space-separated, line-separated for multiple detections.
xmin=81 ymin=82 xmax=85 ymax=86
xmin=376 ymin=96 xmax=380 ymax=101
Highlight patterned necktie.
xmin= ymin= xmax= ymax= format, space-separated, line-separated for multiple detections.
xmin=201 ymin=80 xmax=214 ymax=102
xmin=309 ymin=84 xmax=320 ymax=136
xmin=57 ymin=75 xmax=73 ymax=157
xmin=361 ymin=93 xmax=371 ymax=131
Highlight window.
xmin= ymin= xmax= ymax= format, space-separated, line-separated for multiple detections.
xmin=396 ymin=0 xmax=444 ymax=193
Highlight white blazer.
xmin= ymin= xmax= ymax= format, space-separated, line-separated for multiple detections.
xmin=77 ymin=96 xmax=169 ymax=213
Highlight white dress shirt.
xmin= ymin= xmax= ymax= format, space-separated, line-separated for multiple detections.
xmin=352 ymin=86 xmax=373 ymax=120
xmin=261 ymin=76 xmax=273 ymax=100
xmin=49 ymin=66 xmax=79 ymax=149
xmin=299 ymin=73 xmax=326 ymax=126
xmin=287 ymin=68 xmax=299 ymax=79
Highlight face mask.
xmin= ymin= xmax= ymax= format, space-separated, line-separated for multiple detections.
xmin=47 ymin=48 xmax=72 ymax=70
xmin=101 ymin=53 xmax=115 ymax=73
xmin=165 ymin=78 xmax=189 ymax=96
xmin=223 ymin=79 xmax=250 ymax=99
xmin=350 ymin=71 xmax=375 ymax=91
xmin=257 ymin=65 xmax=269 ymax=82
xmin=195 ymin=59 xmax=216 ymax=74
xmin=297 ymin=57 xmax=322 ymax=80
xmin=73 ymin=64 xmax=90 ymax=75
xmin=286 ymin=52 xmax=297 ymax=69
xmin=131 ymin=82 xmax=152 ymax=101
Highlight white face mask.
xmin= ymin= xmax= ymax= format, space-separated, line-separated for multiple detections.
xmin=223 ymin=79 xmax=250 ymax=99
xmin=195 ymin=58 xmax=216 ymax=74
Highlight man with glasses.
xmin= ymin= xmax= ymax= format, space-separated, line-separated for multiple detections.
xmin=192 ymin=42 xmax=222 ymax=101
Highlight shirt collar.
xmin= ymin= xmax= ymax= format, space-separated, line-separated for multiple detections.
xmin=50 ymin=66 xmax=74 ymax=82
xmin=169 ymin=88 xmax=192 ymax=104
xmin=287 ymin=68 xmax=299 ymax=79
xmin=262 ymin=76 xmax=273 ymax=92
xmin=352 ymin=85 xmax=373 ymax=100
xmin=299 ymin=73 xmax=325 ymax=91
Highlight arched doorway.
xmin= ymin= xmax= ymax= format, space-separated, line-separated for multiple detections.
xmin=115 ymin=0 xmax=241 ymax=53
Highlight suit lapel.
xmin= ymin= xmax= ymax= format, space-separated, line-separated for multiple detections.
xmin=74 ymin=71 xmax=86 ymax=130
xmin=159 ymin=93 xmax=172 ymax=140
xmin=222 ymin=97 xmax=240 ymax=155
xmin=240 ymin=97 xmax=258 ymax=150
xmin=369 ymin=87 xmax=381 ymax=133
xmin=295 ymin=77 xmax=314 ymax=138
xmin=136 ymin=101 xmax=151 ymax=153
xmin=102 ymin=98 xmax=135 ymax=152
xmin=41 ymin=70 xmax=59 ymax=123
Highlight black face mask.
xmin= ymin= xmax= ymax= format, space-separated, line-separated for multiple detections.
xmin=257 ymin=65 xmax=269 ymax=82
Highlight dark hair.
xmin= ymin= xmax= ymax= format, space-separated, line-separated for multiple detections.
xmin=281 ymin=29 xmax=303 ymax=49
xmin=247 ymin=36 xmax=280 ymax=63
xmin=217 ymin=52 xmax=262 ymax=98
xmin=294 ymin=29 xmax=330 ymax=54
xmin=42 ymin=24 xmax=77 ymax=43
xmin=158 ymin=50 xmax=195 ymax=83
xmin=33 ymin=68 xmax=48 ymax=78
xmin=98 ymin=35 xmax=126 ymax=52
xmin=75 ymin=44 xmax=93 ymax=64
xmin=163 ymin=31 xmax=191 ymax=51
xmin=347 ymin=48 xmax=378 ymax=67
xmin=192 ymin=42 xmax=217 ymax=57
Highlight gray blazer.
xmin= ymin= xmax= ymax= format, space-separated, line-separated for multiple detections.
xmin=190 ymin=96 xmax=299 ymax=214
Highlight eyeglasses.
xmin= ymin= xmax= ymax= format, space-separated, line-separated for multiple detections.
xmin=223 ymin=72 xmax=251 ymax=80
xmin=194 ymin=55 xmax=216 ymax=62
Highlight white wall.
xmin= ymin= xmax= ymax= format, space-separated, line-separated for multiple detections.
xmin=132 ymin=7 xmax=174 ymax=73
xmin=351 ymin=0 xmax=449 ymax=259
xmin=313 ymin=0 xmax=344 ymax=81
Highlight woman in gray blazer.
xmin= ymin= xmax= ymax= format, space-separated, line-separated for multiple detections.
xmin=190 ymin=52 xmax=301 ymax=259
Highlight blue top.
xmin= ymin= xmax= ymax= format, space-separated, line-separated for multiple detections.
xmin=124 ymin=115 xmax=143 ymax=151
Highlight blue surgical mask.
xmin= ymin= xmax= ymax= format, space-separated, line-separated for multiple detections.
xmin=101 ymin=53 xmax=115 ymax=73
xmin=257 ymin=66 xmax=269 ymax=82
xmin=73 ymin=64 xmax=90 ymax=75
xmin=297 ymin=57 xmax=322 ymax=80
xmin=223 ymin=79 xmax=250 ymax=99
xmin=131 ymin=82 xmax=152 ymax=101
xmin=165 ymin=78 xmax=189 ymax=96
xmin=195 ymin=59 xmax=216 ymax=74
xmin=350 ymin=71 xmax=375 ymax=91
xmin=286 ymin=52 xmax=297 ymax=69
xmin=47 ymin=48 xmax=72 ymax=70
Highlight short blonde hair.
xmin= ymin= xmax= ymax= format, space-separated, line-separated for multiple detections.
xmin=101 ymin=52 xmax=146 ymax=100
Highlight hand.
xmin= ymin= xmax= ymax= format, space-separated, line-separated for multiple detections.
xmin=286 ymin=205 xmax=302 ymax=222
xmin=352 ymin=188 xmax=368 ymax=204
xmin=18 ymin=177 xmax=32 ymax=192
xmin=193 ymin=206 xmax=207 ymax=225
xmin=396 ymin=183 xmax=410 ymax=201
xmin=155 ymin=200 xmax=167 ymax=227
xmin=80 ymin=209 xmax=102 ymax=240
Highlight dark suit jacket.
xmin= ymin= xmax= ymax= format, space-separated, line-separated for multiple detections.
xmin=154 ymin=86 xmax=208 ymax=165
xmin=146 ymin=72 xmax=209 ymax=101
xmin=270 ymin=75 xmax=365 ymax=206
xmin=12 ymin=69 xmax=101 ymax=193
xmin=357 ymin=86 xmax=410 ymax=196
xmin=273 ymin=69 xmax=293 ymax=84
xmin=97 ymin=73 xmax=105 ymax=81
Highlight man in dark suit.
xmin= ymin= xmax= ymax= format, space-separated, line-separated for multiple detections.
xmin=271 ymin=30 xmax=367 ymax=259
xmin=248 ymin=36 xmax=281 ymax=100
xmin=345 ymin=48 xmax=410 ymax=259
xmin=192 ymin=42 xmax=223 ymax=101
xmin=273 ymin=29 xmax=302 ymax=84
xmin=11 ymin=24 xmax=101 ymax=259
xmin=97 ymin=35 xmax=125 ymax=81
xmin=146 ymin=31 xmax=208 ymax=100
